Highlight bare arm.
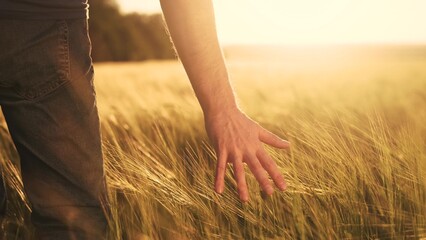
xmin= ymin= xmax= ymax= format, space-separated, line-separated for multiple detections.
xmin=160 ymin=0 xmax=290 ymax=202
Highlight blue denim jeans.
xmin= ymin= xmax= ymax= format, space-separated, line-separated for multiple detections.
xmin=0 ymin=19 xmax=108 ymax=239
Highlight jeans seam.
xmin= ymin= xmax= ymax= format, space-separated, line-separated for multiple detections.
xmin=57 ymin=19 xmax=70 ymax=80
xmin=20 ymin=20 xmax=71 ymax=102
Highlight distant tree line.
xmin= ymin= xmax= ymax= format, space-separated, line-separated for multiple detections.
xmin=88 ymin=0 xmax=176 ymax=62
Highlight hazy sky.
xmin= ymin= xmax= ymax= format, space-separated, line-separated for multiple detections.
xmin=116 ymin=0 xmax=426 ymax=45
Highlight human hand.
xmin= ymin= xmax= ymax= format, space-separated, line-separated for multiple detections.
xmin=204 ymin=108 xmax=290 ymax=202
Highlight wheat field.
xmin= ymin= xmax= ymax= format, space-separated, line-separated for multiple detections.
xmin=1 ymin=46 xmax=425 ymax=239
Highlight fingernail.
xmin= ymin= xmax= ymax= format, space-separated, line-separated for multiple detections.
xmin=266 ymin=186 xmax=274 ymax=195
xmin=279 ymin=182 xmax=287 ymax=191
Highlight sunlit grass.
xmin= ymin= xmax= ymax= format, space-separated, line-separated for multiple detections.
xmin=1 ymin=46 xmax=425 ymax=239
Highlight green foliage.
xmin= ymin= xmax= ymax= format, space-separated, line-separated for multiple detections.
xmin=88 ymin=0 xmax=175 ymax=62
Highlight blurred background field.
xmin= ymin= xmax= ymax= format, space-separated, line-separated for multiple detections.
xmin=1 ymin=0 xmax=426 ymax=239
xmin=1 ymin=45 xmax=425 ymax=239
xmin=97 ymin=45 xmax=426 ymax=239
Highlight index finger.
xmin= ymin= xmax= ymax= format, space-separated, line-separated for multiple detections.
xmin=257 ymin=148 xmax=287 ymax=191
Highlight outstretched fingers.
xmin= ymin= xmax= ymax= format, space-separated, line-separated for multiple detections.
xmin=257 ymin=148 xmax=287 ymax=191
xmin=231 ymin=153 xmax=249 ymax=202
xmin=245 ymin=154 xmax=274 ymax=196
xmin=259 ymin=128 xmax=290 ymax=149
xmin=214 ymin=150 xmax=250 ymax=202
xmin=215 ymin=150 xmax=227 ymax=194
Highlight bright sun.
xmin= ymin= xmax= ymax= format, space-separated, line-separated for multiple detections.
xmin=228 ymin=0 xmax=355 ymax=44
xmin=117 ymin=0 xmax=426 ymax=45
xmin=246 ymin=0 xmax=353 ymax=30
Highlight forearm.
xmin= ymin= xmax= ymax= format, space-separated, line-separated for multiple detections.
xmin=160 ymin=0 xmax=238 ymax=116
xmin=160 ymin=0 xmax=289 ymax=200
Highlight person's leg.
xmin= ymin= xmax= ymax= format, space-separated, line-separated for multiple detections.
xmin=0 ymin=19 xmax=109 ymax=239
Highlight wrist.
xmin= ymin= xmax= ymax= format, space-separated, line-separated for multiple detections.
xmin=203 ymin=102 xmax=240 ymax=120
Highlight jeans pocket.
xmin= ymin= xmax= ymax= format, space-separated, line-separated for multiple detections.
xmin=7 ymin=20 xmax=71 ymax=101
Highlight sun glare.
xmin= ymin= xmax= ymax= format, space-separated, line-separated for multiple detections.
xmin=218 ymin=0 xmax=354 ymax=44
xmin=216 ymin=0 xmax=426 ymax=45
xmin=117 ymin=0 xmax=426 ymax=45
xmin=246 ymin=0 xmax=353 ymax=30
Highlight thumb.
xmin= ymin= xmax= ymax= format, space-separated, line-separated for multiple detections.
xmin=259 ymin=128 xmax=290 ymax=149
